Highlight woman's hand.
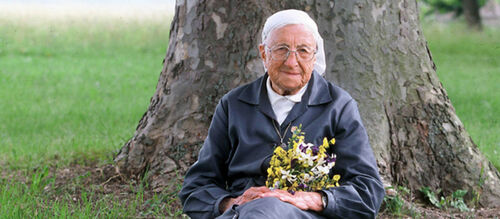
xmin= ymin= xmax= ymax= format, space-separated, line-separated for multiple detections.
xmin=219 ymin=186 xmax=271 ymax=213
xmin=259 ymin=189 xmax=324 ymax=212
xmin=220 ymin=186 xmax=324 ymax=213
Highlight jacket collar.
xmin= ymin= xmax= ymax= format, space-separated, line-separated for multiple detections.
xmin=238 ymin=70 xmax=332 ymax=106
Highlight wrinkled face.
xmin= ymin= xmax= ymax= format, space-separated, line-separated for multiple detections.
xmin=259 ymin=24 xmax=316 ymax=95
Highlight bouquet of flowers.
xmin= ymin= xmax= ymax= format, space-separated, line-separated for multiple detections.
xmin=266 ymin=125 xmax=340 ymax=193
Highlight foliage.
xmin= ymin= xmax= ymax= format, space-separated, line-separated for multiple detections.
xmin=470 ymin=165 xmax=486 ymax=208
xmin=382 ymin=186 xmax=420 ymax=218
xmin=420 ymin=187 xmax=444 ymax=208
xmin=418 ymin=0 xmax=487 ymax=16
xmin=449 ymin=190 xmax=470 ymax=212
xmin=383 ymin=188 xmax=405 ymax=216
xmin=420 ymin=187 xmax=470 ymax=212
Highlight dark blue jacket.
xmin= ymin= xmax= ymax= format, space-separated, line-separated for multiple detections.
xmin=179 ymin=71 xmax=385 ymax=218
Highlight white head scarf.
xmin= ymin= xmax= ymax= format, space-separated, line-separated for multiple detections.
xmin=261 ymin=9 xmax=326 ymax=76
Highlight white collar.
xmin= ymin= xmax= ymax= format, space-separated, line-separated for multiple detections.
xmin=266 ymin=77 xmax=308 ymax=104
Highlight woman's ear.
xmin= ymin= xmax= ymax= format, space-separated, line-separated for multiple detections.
xmin=259 ymin=44 xmax=266 ymax=61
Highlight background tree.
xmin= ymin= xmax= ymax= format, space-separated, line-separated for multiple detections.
xmin=114 ymin=0 xmax=500 ymax=206
xmin=463 ymin=0 xmax=483 ymax=29
xmin=419 ymin=0 xmax=484 ymax=29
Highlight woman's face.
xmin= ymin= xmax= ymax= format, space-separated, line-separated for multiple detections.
xmin=259 ymin=24 xmax=316 ymax=95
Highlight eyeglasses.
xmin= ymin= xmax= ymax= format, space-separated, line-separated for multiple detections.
xmin=266 ymin=45 xmax=317 ymax=61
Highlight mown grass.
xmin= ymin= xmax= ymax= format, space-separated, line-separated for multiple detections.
xmin=0 ymin=6 xmax=498 ymax=218
xmin=0 ymin=11 xmax=170 ymax=169
xmin=422 ymin=22 xmax=500 ymax=169
xmin=0 ymin=9 xmax=177 ymax=217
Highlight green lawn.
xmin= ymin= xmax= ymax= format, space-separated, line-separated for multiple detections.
xmin=0 ymin=11 xmax=176 ymax=217
xmin=0 ymin=14 xmax=170 ymax=169
xmin=0 ymin=9 xmax=498 ymax=217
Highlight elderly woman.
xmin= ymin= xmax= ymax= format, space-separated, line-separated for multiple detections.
xmin=179 ymin=9 xmax=384 ymax=218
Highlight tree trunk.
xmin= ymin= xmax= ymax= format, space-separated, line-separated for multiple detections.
xmin=114 ymin=0 xmax=500 ymax=207
xmin=463 ymin=0 xmax=483 ymax=30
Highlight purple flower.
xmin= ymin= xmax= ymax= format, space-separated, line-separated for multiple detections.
xmin=288 ymin=189 xmax=295 ymax=195
xmin=298 ymin=183 xmax=308 ymax=190
xmin=326 ymin=154 xmax=336 ymax=163
xmin=299 ymin=143 xmax=308 ymax=153
xmin=311 ymin=145 xmax=319 ymax=156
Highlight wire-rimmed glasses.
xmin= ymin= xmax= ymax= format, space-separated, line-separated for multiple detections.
xmin=266 ymin=45 xmax=317 ymax=61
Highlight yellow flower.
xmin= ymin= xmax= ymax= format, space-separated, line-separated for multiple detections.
xmin=322 ymin=138 xmax=329 ymax=148
xmin=330 ymin=138 xmax=336 ymax=145
xmin=275 ymin=147 xmax=287 ymax=157
xmin=267 ymin=167 xmax=274 ymax=176
xmin=333 ymin=174 xmax=341 ymax=181
xmin=274 ymin=167 xmax=282 ymax=176
xmin=298 ymin=135 xmax=305 ymax=142
xmin=319 ymin=145 xmax=327 ymax=158
xmin=271 ymin=157 xmax=281 ymax=167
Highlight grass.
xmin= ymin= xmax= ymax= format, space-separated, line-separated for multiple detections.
xmin=0 ymin=10 xmax=170 ymax=169
xmin=0 ymin=165 xmax=183 ymax=218
xmin=0 ymin=7 xmax=179 ymax=217
xmin=0 ymin=5 xmax=498 ymax=218
xmin=422 ymin=22 xmax=500 ymax=169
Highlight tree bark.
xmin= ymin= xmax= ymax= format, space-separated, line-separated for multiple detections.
xmin=114 ymin=0 xmax=500 ymax=207
xmin=463 ymin=0 xmax=483 ymax=30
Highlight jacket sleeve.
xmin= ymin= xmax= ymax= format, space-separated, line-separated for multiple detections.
xmin=320 ymin=100 xmax=385 ymax=219
xmin=178 ymin=99 xmax=233 ymax=219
